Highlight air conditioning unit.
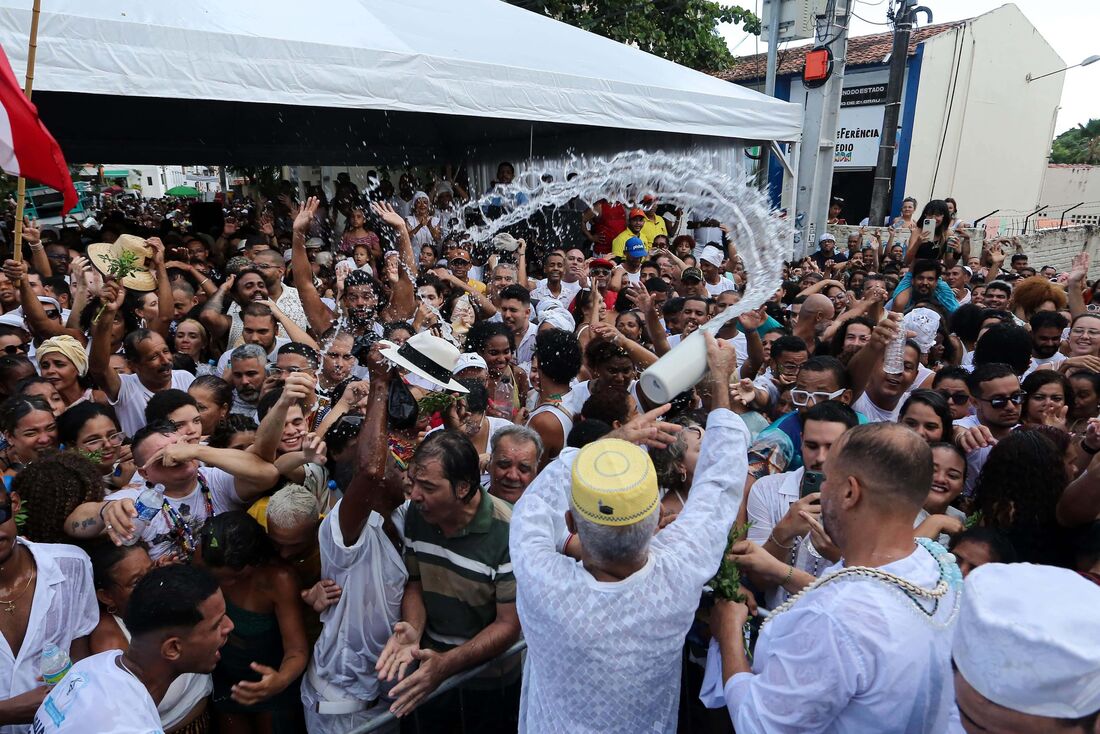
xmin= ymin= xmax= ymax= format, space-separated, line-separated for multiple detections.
xmin=761 ymin=0 xmax=833 ymax=42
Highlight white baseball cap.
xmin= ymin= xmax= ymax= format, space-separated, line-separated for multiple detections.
xmin=453 ymin=352 xmax=488 ymax=374
xmin=818 ymin=233 xmax=836 ymax=243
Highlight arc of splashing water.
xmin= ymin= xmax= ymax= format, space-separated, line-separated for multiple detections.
xmin=462 ymin=150 xmax=792 ymax=403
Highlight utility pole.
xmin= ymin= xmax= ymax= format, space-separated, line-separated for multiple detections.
xmin=757 ymin=0 xmax=783 ymax=192
xmin=794 ymin=0 xmax=853 ymax=258
xmin=868 ymin=0 xmax=931 ymax=225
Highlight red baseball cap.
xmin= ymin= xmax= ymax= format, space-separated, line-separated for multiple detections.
xmin=628 ymin=208 xmax=645 ymax=219
xmin=589 ymin=257 xmax=614 ymax=270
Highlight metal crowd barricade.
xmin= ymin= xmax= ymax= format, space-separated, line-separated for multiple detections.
xmin=349 ymin=639 xmax=527 ymax=734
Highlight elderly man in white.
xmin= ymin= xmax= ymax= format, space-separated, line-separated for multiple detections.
xmin=710 ymin=422 xmax=963 ymax=733
xmin=510 ymin=333 xmax=750 ymax=733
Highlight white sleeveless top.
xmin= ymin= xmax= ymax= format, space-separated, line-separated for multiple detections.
xmin=114 ymin=615 xmax=213 ymax=730
xmin=527 ymin=403 xmax=574 ymax=447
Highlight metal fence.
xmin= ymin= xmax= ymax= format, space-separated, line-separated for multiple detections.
xmin=349 ymin=640 xmax=527 ymax=734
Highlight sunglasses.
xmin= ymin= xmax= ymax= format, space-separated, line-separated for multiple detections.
xmin=790 ymin=388 xmax=844 ymax=407
xmin=0 ymin=503 xmax=12 ymax=525
xmin=974 ymin=391 xmax=1025 ymax=409
xmin=43 ymin=310 xmax=60 ymax=320
xmin=449 ymin=258 xmax=470 ymax=267
xmin=937 ymin=390 xmax=971 ymax=406
xmin=1 ymin=343 xmax=29 ymax=355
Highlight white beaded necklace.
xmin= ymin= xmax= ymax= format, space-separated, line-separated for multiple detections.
xmin=764 ymin=538 xmax=963 ymax=629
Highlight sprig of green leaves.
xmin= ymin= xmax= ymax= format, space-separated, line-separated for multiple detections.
xmin=709 ymin=521 xmax=752 ymax=602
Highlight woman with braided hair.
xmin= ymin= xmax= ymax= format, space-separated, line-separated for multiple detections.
xmin=14 ymin=449 xmax=104 ymax=545
xmin=974 ymin=428 xmax=1073 ymax=568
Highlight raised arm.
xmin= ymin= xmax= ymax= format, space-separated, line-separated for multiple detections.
xmin=291 ymin=196 xmax=336 ymax=336
xmin=171 ymin=444 xmax=279 ymax=502
xmin=590 ymin=322 xmax=657 ymax=368
xmin=256 ymin=299 xmax=318 ymax=350
xmin=22 ymin=219 xmax=51 ymax=278
xmin=340 ymin=345 xmax=393 ymax=544
xmin=628 ymin=284 xmax=671 ymax=356
xmin=1068 ymin=251 xmax=1089 ymax=319
xmin=735 ymin=307 xmax=768 ymax=379
xmin=371 ymin=200 xmax=418 ymax=279
xmin=87 ymin=281 xmax=125 ymax=400
xmin=198 ymin=275 xmax=234 ymax=340
xmin=433 ymin=268 xmax=498 ymax=318
xmin=655 ymin=335 xmax=751 ymax=587
xmin=846 ymin=312 xmax=899 ymax=401
xmin=250 ymin=373 xmax=315 ymax=461
xmin=516 ymin=239 xmax=529 ymax=288
xmin=145 ymin=238 xmax=175 ymax=342
xmin=2 ymin=259 xmax=84 ymax=342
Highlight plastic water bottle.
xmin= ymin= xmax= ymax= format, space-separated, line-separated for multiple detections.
xmin=40 ymin=644 xmax=71 ymax=686
xmin=883 ymin=325 xmax=906 ymax=375
xmin=492 ymin=377 xmax=513 ymax=419
xmin=121 ymin=487 xmax=163 ymax=546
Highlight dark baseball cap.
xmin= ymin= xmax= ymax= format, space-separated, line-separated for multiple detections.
xmin=681 ymin=266 xmax=704 ymax=282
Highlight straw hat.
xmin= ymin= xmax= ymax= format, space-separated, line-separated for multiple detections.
xmin=570 ymin=438 xmax=658 ymax=527
xmin=378 ymin=331 xmax=468 ymax=393
xmin=86 ymin=234 xmax=156 ymax=292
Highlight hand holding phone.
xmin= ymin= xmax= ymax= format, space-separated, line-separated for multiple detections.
xmin=800 ymin=470 xmax=825 ymax=499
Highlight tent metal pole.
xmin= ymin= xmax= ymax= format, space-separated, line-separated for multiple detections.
xmin=12 ymin=0 xmax=42 ymax=265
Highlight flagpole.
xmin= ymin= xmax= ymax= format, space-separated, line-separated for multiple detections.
xmin=12 ymin=0 xmax=41 ymax=265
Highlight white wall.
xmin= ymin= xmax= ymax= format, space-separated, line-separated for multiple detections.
xmin=903 ymin=3 xmax=1064 ymax=225
xmin=1039 ymin=165 xmax=1100 ymax=227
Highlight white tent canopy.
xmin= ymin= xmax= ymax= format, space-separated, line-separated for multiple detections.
xmin=0 ymin=0 xmax=800 ymax=140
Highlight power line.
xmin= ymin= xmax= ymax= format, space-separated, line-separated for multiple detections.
xmin=851 ymin=10 xmax=892 ymax=25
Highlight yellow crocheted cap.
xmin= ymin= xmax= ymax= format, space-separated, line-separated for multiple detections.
xmin=570 ymin=438 xmax=659 ymax=527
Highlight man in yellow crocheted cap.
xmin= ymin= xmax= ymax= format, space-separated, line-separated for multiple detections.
xmin=510 ymin=332 xmax=753 ymax=733
xmin=565 ymin=438 xmax=661 ymax=581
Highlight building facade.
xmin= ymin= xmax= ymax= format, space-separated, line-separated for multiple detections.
xmin=716 ymin=3 xmax=1064 ymax=231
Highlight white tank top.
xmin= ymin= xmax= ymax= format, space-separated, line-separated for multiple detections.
xmin=114 ymin=615 xmax=213 ymax=730
xmin=527 ymin=403 xmax=574 ymax=446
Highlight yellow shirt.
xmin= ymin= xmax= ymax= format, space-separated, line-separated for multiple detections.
xmin=611 ymin=229 xmax=652 ymax=259
xmin=640 ymin=214 xmax=668 ymax=244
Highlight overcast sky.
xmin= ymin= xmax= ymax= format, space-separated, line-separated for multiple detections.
xmin=719 ymin=0 xmax=1099 ymax=135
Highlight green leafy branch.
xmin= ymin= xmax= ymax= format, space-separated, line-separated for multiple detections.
xmin=93 ymin=251 xmax=140 ymax=324
xmin=709 ymin=521 xmax=752 ymax=602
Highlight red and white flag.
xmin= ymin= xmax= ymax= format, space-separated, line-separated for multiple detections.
xmin=0 ymin=45 xmax=76 ymax=212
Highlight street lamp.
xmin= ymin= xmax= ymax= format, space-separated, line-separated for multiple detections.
xmin=1027 ymin=54 xmax=1100 ymax=83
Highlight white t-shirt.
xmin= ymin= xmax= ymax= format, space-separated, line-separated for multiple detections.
xmin=106 ymin=468 xmax=244 ymax=560
xmin=302 ymin=500 xmax=408 ymax=708
xmin=530 ymin=279 xmax=581 ymax=310
xmin=705 ymin=278 xmax=738 ymax=296
xmin=33 ymin=651 xmax=161 ymax=734
xmin=1024 ymin=352 xmax=1067 ymax=377
xmin=852 ymin=392 xmax=902 ymax=423
xmin=0 ymin=541 xmax=98 ymax=734
xmin=110 ymin=371 xmax=195 ymax=437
